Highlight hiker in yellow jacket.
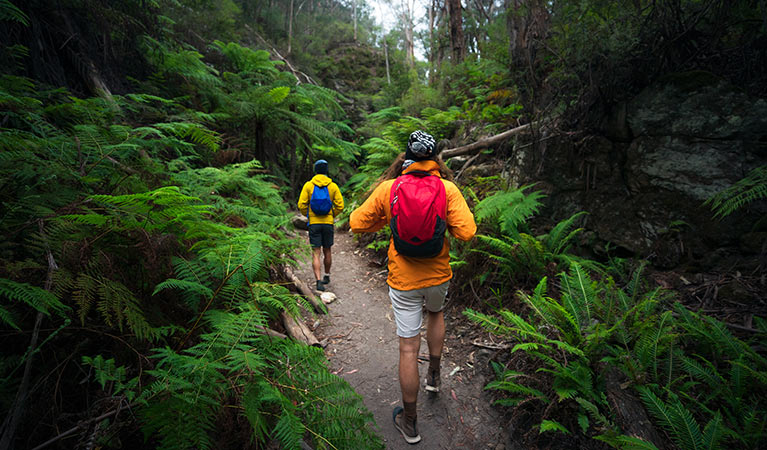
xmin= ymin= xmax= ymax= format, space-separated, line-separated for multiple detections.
xmin=298 ymin=159 xmax=344 ymax=291
xmin=349 ymin=131 xmax=476 ymax=444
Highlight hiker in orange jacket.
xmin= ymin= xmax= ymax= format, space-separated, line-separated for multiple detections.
xmin=350 ymin=131 xmax=476 ymax=444
xmin=298 ymin=159 xmax=345 ymax=291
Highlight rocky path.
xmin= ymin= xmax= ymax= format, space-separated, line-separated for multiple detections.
xmin=294 ymin=229 xmax=510 ymax=449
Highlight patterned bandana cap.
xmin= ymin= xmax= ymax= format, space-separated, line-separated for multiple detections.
xmin=406 ymin=130 xmax=436 ymax=161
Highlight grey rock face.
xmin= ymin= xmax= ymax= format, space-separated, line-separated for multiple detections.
xmin=511 ymin=71 xmax=767 ymax=262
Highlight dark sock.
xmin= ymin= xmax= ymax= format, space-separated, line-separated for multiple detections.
xmin=403 ymin=401 xmax=417 ymax=421
xmin=429 ymin=355 xmax=441 ymax=373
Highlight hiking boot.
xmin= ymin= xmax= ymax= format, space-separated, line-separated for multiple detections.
xmin=321 ymin=275 xmax=330 ymax=285
xmin=316 ymin=280 xmax=325 ymax=291
xmin=392 ymin=406 xmax=421 ymax=444
xmin=425 ymin=368 xmax=440 ymax=393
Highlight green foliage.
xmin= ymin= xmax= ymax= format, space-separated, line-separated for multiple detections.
xmin=472 ymin=186 xmax=591 ymax=286
xmin=705 ymin=165 xmax=767 ymax=219
xmin=0 ymin=0 xmax=28 ymax=25
xmin=466 ymin=253 xmax=767 ymax=448
xmin=0 ymin=278 xmax=68 ymax=329
xmin=0 ymin=13 xmax=381 ymax=445
xmin=475 ymin=184 xmax=544 ymax=238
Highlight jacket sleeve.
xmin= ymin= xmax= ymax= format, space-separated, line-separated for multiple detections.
xmin=331 ymin=183 xmax=344 ymax=217
xmin=445 ymin=181 xmax=476 ymax=241
xmin=350 ymin=183 xmax=388 ymax=233
xmin=297 ymin=182 xmax=310 ymax=216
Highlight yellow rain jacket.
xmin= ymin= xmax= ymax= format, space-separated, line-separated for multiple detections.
xmin=298 ymin=174 xmax=344 ymax=225
xmin=350 ymin=160 xmax=476 ymax=291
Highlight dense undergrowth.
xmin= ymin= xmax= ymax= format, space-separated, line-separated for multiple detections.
xmin=463 ymin=187 xmax=767 ymax=449
xmin=0 ymin=9 xmax=381 ymax=448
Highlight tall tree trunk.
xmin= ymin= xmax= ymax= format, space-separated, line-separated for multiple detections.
xmin=384 ymin=39 xmax=391 ymax=84
xmin=447 ymin=0 xmax=465 ymax=63
xmin=429 ymin=0 xmax=436 ymax=83
xmin=401 ymin=0 xmax=416 ymax=67
xmin=507 ymin=0 xmax=549 ymax=76
xmin=353 ymin=0 xmax=357 ymax=41
xmin=287 ymin=0 xmax=294 ymax=54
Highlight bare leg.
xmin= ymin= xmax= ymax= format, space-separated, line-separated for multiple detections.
xmin=311 ymin=247 xmax=322 ymax=281
xmin=322 ymin=246 xmax=332 ymax=276
xmin=426 ymin=310 xmax=445 ymax=358
xmin=399 ymin=335 xmax=421 ymax=403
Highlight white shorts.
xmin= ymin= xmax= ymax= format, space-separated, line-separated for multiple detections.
xmin=388 ymin=281 xmax=450 ymax=338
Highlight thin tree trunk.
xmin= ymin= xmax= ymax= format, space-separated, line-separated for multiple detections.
xmin=401 ymin=0 xmax=416 ymax=67
xmin=384 ymin=39 xmax=391 ymax=84
xmin=353 ymin=0 xmax=357 ymax=41
xmin=288 ymin=0 xmax=294 ymax=54
xmin=429 ymin=0 xmax=436 ymax=83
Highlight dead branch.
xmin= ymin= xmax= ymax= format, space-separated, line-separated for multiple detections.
xmin=281 ymin=312 xmax=320 ymax=347
xmin=280 ymin=264 xmax=327 ymax=314
xmin=256 ymin=326 xmax=287 ymax=340
xmin=471 ymin=339 xmax=510 ymax=350
xmin=29 ymin=400 xmax=129 ymax=450
xmin=439 ymin=122 xmax=534 ymax=159
xmin=248 ymin=27 xmax=317 ymax=85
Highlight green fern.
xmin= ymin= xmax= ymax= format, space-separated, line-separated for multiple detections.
xmin=705 ymin=165 xmax=767 ymax=219
xmin=638 ymin=387 xmax=704 ymax=450
xmin=0 ymin=0 xmax=28 ymax=25
xmin=0 ymin=278 xmax=68 ymax=329
xmin=475 ymin=184 xmax=544 ymax=237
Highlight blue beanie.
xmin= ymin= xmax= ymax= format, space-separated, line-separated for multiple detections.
xmin=314 ymin=159 xmax=328 ymax=174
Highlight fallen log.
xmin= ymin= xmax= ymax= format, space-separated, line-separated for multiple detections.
xmin=439 ymin=122 xmax=533 ymax=159
xmin=281 ymin=312 xmax=321 ymax=347
xmin=256 ymin=326 xmax=287 ymax=340
xmin=281 ymin=264 xmax=327 ymax=314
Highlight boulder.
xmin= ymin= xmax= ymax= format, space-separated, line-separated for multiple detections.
xmin=292 ymin=214 xmax=308 ymax=231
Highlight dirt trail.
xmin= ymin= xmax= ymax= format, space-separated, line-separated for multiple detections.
xmin=294 ymin=229 xmax=511 ymax=449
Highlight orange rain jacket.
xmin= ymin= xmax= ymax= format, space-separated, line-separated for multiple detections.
xmin=297 ymin=174 xmax=345 ymax=225
xmin=350 ymin=160 xmax=476 ymax=291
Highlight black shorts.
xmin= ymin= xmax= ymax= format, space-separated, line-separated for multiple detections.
xmin=308 ymin=224 xmax=334 ymax=248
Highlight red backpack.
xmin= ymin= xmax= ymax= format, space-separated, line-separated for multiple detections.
xmin=389 ymin=171 xmax=447 ymax=258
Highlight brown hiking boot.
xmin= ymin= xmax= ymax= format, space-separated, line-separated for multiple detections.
xmin=392 ymin=406 xmax=421 ymax=444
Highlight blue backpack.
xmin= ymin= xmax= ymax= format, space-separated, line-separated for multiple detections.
xmin=310 ymin=185 xmax=332 ymax=215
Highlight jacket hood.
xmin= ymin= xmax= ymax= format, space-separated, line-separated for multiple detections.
xmin=403 ymin=160 xmax=441 ymax=177
xmin=311 ymin=174 xmax=332 ymax=186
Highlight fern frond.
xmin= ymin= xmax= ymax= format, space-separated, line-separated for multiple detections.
xmin=540 ymin=419 xmax=570 ymax=434
xmin=0 ymin=278 xmax=68 ymax=321
xmin=705 ymin=165 xmax=767 ymax=218
xmin=543 ymin=211 xmax=588 ymax=255
xmin=475 ymin=184 xmax=544 ymax=237
xmin=0 ymin=0 xmax=29 ymax=25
